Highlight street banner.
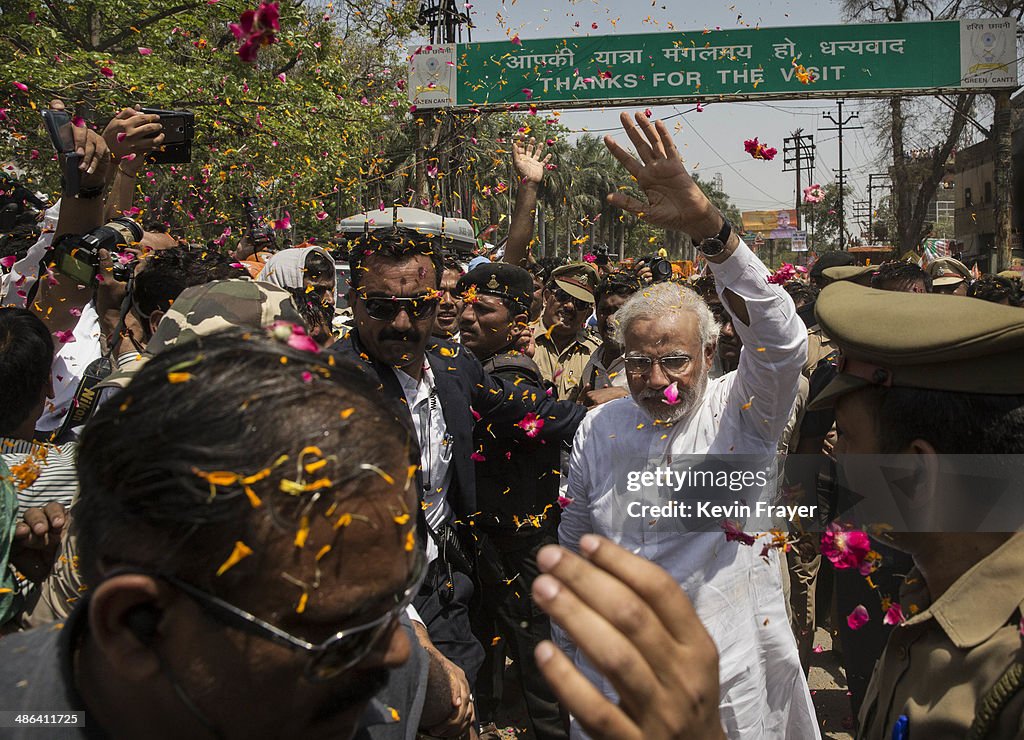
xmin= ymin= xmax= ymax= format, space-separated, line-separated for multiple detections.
xmin=409 ymin=19 xmax=1018 ymax=110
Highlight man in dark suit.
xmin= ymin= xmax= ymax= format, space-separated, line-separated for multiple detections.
xmin=330 ymin=228 xmax=586 ymax=689
xmin=457 ymin=262 xmax=568 ymax=739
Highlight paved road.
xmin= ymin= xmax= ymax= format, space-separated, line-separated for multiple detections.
xmin=809 ymin=627 xmax=855 ymax=740
xmin=489 ymin=626 xmax=857 ymax=739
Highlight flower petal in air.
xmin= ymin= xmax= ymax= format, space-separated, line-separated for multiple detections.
xmin=216 ymin=541 xmax=253 ymax=576
xmin=847 ymin=605 xmax=870 ymax=630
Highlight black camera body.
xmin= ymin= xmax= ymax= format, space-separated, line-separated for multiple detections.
xmin=637 ymin=254 xmax=674 ymax=283
xmin=51 ymin=217 xmax=143 ymax=284
xmin=240 ymin=196 xmax=277 ymax=252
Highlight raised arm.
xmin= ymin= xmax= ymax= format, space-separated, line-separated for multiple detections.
xmin=603 ymin=111 xmax=733 ymax=250
xmin=503 ymin=136 xmax=551 ymax=267
xmin=102 ymin=107 xmax=164 ymax=221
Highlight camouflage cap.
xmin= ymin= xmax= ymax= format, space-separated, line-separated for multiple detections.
xmin=98 ymin=279 xmax=304 ymax=389
xmin=809 ymin=281 xmax=1024 ymax=409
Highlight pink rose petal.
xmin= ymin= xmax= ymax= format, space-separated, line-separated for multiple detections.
xmin=138 ymin=47 xmax=153 ymax=56
xmin=847 ymin=605 xmax=870 ymax=630
xmin=883 ymin=602 xmax=904 ymax=626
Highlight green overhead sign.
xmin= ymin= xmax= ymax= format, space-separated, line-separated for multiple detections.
xmin=408 ymin=18 xmax=1018 ymax=110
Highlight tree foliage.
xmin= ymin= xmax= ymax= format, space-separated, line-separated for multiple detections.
xmin=0 ymin=0 xmax=418 ymax=240
xmin=841 ymin=0 xmax=1024 ymax=252
xmin=800 ymin=181 xmax=853 ymax=250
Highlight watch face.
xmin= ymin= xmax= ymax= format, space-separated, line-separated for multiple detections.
xmin=700 ymin=238 xmax=725 ymax=256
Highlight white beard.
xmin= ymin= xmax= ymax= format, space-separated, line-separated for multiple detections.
xmin=633 ymin=370 xmax=708 ymax=426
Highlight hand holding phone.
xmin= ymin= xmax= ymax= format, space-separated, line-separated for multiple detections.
xmin=102 ymin=108 xmax=165 ymax=167
xmin=41 ymin=109 xmax=82 ymax=196
xmin=139 ymin=107 xmax=194 ymax=163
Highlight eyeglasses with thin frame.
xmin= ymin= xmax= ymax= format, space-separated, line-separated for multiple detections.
xmin=104 ymin=547 xmax=426 ymax=683
xmin=624 ymin=353 xmax=694 ymax=376
xmin=361 ymin=294 xmax=439 ymax=322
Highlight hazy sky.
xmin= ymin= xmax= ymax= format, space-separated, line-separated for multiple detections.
xmin=456 ymin=0 xmax=914 ymax=217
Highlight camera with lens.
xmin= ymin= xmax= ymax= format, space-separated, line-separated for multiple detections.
xmin=241 ymin=196 xmax=277 ymax=252
xmin=637 ymin=254 xmax=674 ymax=283
xmin=51 ymin=217 xmax=143 ymax=284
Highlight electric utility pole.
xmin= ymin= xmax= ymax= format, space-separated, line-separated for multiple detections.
xmin=867 ymin=173 xmax=891 ymax=243
xmin=783 ymin=130 xmax=815 ymax=230
xmin=821 ymin=100 xmax=862 ymax=249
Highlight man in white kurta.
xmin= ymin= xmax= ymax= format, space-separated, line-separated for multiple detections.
xmin=558 ymin=112 xmax=819 ymax=740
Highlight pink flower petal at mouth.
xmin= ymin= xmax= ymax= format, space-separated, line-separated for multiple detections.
xmin=662 ymin=381 xmax=681 ymax=405
xmin=847 ymin=605 xmax=870 ymax=630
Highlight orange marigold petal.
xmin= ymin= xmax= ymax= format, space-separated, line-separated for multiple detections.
xmin=216 ymin=541 xmax=253 ymax=576
xmin=243 ymin=485 xmax=262 ymax=508
xmin=294 ymin=516 xmax=310 ymax=548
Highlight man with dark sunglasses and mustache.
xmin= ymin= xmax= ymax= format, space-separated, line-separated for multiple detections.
xmin=333 ymin=229 xmax=586 ymax=696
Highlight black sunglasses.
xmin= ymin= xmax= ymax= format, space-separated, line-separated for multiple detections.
xmin=551 ymin=288 xmax=579 ymax=304
xmin=103 ymin=548 xmax=426 ymax=683
xmin=362 ymin=295 xmax=439 ymax=322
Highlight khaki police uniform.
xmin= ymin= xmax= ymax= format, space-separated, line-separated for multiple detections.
xmin=811 ymin=282 xmax=1024 ymax=739
xmin=858 ymin=534 xmax=1024 ymax=739
xmin=531 ymin=263 xmax=600 ymax=399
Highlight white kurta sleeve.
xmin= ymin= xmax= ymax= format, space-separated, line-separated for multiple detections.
xmin=708 ymin=240 xmax=807 ymax=453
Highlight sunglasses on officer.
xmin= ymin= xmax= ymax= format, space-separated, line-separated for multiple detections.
xmin=102 ymin=548 xmax=427 ymax=683
xmin=361 ymin=294 xmax=439 ymax=322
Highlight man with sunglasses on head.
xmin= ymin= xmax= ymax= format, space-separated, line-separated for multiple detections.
xmin=558 ymin=113 xmax=816 ymax=738
xmin=0 ymin=330 xmax=432 ymax=740
xmin=332 ymin=229 xmax=586 ymax=698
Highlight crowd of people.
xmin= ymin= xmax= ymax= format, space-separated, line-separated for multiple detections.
xmin=0 ymin=104 xmax=1022 ymax=740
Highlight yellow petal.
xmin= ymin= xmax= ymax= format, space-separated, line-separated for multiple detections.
xmin=340 ymin=408 xmax=356 ymax=419
xmin=294 ymin=516 xmax=310 ymax=548
xmin=315 ymin=545 xmax=332 ymax=561
xmin=167 ymin=372 xmax=193 ymax=384
xmin=296 ymin=591 xmax=309 ymax=614
xmin=404 ymin=530 xmax=415 ymax=551
xmin=304 ymin=459 xmax=328 ymax=474
xmin=333 ymin=513 xmax=353 ymax=529
xmin=216 ymin=541 xmax=253 ymax=576
xmin=393 ymin=513 xmax=410 ymax=525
